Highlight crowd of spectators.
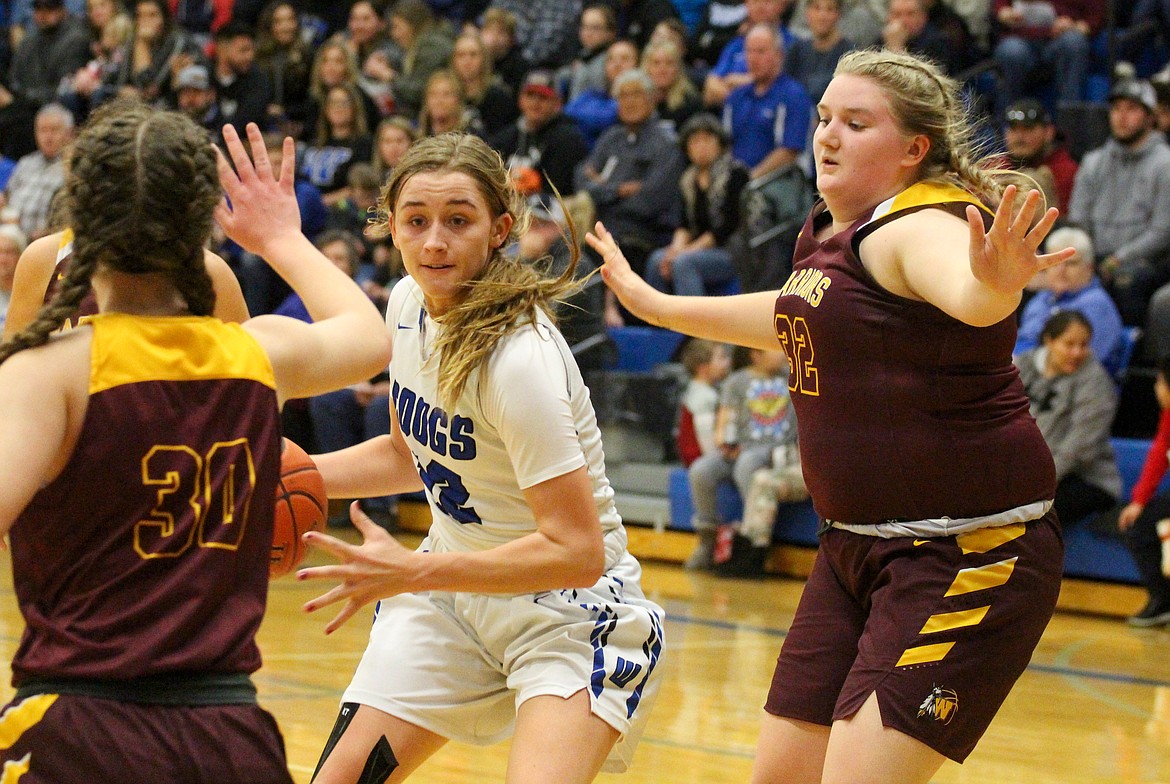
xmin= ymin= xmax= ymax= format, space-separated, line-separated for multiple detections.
xmin=4 ymin=0 xmax=1170 ymax=451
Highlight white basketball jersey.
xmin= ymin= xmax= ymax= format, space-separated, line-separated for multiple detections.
xmin=386 ymin=277 xmax=622 ymax=553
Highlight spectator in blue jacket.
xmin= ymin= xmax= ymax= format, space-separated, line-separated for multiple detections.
xmin=1016 ymin=225 xmax=1125 ymax=378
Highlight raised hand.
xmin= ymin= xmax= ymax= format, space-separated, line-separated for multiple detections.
xmin=213 ymin=123 xmax=300 ymax=258
xmin=298 ymin=502 xmax=420 ymax=634
xmin=584 ymin=221 xmax=660 ymax=325
xmin=967 ymin=185 xmax=1074 ymax=295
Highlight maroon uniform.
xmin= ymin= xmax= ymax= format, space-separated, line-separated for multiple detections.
xmin=765 ymin=183 xmax=1063 ymax=762
xmin=0 ymin=313 xmax=292 ymax=783
xmin=776 ymin=182 xmax=1054 ymax=526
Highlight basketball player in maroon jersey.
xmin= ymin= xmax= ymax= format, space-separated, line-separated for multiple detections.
xmin=588 ymin=49 xmax=1074 ymax=784
xmin=0 ymin=108 xmax=389 ymax=783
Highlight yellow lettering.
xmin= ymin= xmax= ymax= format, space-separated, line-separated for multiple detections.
xmin=779 ymin=269 xmax=803 ymax=297
xmin=809 ymin=277 xmax=832 ymax=307
xmin=796 ymin=271 xmax=818 ymax=301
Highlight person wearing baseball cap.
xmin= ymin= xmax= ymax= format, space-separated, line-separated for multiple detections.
xmin=1002 ymin=98 xmax=1077 ymax=213
xmin=488 ymin=69 xmax=587 ymax=198
xmin=1109 ymin=78 xmax=1158 ymax=116
xmin=520 ymin=70 xmax=559 ymax=100
xmin=1068 ymin=77 xmax=1170 ymax=328
xmin=173 ymin=64 xmax=222 ymax=140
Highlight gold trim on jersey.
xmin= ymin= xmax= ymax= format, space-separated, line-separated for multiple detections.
xmin=87 ymin=313 xmax=275 ymax=395
xmin=865 ymin=181 xmax=991 ymax=226
xmin=854 ymin=181 xmax=994 ymax=251
xmin=56 ymin=228 xmax=73 ymax=265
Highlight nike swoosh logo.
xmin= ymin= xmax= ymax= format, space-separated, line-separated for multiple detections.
xmin=913 ymin=539 xmax=929 ymax=546
xmin=397 ymin=323 xmax=414 ymax=330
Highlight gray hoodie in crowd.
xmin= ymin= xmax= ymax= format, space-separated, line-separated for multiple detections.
xmin=1069 ymin=130 xmax=1170 ymax=268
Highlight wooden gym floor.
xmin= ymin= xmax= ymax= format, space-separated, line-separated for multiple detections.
xmin=0 ymin=531 xmax=1167 ymax=783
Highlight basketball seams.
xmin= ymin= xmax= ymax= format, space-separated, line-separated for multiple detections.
xmin=270 ymin=438 xmax=327 ymax=578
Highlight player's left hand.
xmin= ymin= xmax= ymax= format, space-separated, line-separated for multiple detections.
xmin=967 ymin=185 xmax=1074 ymax=294
xmin=298 ymin=502 xmax=420 ymax=634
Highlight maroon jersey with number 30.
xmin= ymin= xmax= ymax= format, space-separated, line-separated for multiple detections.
xmin=9 ymin=313 xmax=281 ymax=685
xmin=775 ymin=182 xmax=1054 ymax=526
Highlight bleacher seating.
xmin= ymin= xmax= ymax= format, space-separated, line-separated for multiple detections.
xmin=662 ymin=437 xmax=1170 ymax=585
xmin=607 ymin=326 xmax=687 ymax=372
xmin=1061 ymin=437 xmax=1170 ymax=584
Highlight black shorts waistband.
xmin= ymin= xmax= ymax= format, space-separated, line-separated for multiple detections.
xmin=14 ymin=672 xmax=258 ymax=706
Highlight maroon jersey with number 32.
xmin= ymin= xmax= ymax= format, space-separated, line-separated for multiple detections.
xmin=775 ymin=182 xmax=1054 ymax=526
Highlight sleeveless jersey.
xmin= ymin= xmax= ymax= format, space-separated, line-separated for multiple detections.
xmin=775 ymin=182 xmax=1055 ymax=526
xmin=385 ymin=277 xmax=625 ymax=556
xmin=42 ymin=229 xmax=99 ymax=330
xmin=9 ymin=313 xmax=281 ymax=684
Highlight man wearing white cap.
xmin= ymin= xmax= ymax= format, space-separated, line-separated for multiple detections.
xmin=1069 ymin=78 xmax=1170 ymax=328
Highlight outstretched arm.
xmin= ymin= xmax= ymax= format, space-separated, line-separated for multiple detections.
xmin=585 ymin=221 xmax=783 ymax=350
xmin=3 ymin=233 xmax=58 ymax=340
xmin=202 ymin=249 xmax=250 ymax=322
xmin=878 ymin=186 xmax=1075 ymax=327
xmin=217 ymin=123 xmax=390 ymax=402
xmin=298 ymin=465 xmax=605 ymax=634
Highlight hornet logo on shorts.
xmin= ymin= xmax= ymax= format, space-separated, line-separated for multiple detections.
xmin=917 ymin=685 xmax=959 ymax=724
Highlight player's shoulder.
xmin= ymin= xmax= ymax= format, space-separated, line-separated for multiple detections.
xmin=483 ymin=317 xmax=565 ymax=390
xmin=870 ymin=182 xmax=986 ymax=221
xmin=17 ymin=232 xmax=65 ymax=278
xmin=386 ymin=276 xmax=420 ymax=321
xmin=0 ymin=324 xmax=91 ymax=382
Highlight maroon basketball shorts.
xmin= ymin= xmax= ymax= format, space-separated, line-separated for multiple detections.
xmin=0 ymin=693 xmax=295 ymax=783
xmin=765 ymin=512 xmax=1062 ymax=762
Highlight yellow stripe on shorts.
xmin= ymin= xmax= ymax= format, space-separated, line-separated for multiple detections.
xmin=1 ymin=753 xmax=30 ymax=783
xmin=955 ymin=523 xmax=1026 ymax=554
xmin=919 ymin=605 xmax=991 ymax=635
xmin=944 ymin=557 xmax=1018 ymax=597
xmin=896 ymin=641 xmax=956 ymax=667
xmin=0 ymin=695 xmax=57 ymax=751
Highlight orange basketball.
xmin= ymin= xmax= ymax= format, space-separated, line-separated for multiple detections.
xmin=271 ymin=437 xmax=327 ymax=578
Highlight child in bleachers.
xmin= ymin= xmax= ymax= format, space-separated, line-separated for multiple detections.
xmin=716 ymin=429 xmax=808 ymax=578
xmin=685 ymin=346 xmax=792 ymax=569
xmin=676 ymin=338 xmax=732 ymax=466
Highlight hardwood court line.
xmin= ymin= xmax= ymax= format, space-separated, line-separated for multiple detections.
xmin=1032 ymin=659 xmax=1170 ymax=690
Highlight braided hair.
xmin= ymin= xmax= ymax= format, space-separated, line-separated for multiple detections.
xmin=0 ymin=99 xmax=220 ymax=364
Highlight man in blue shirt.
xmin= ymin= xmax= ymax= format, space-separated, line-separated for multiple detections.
xmin=722 ymin=23 xmax=810 ymax=179
xmin=703 ymin=0 xmax=796 ymax=107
